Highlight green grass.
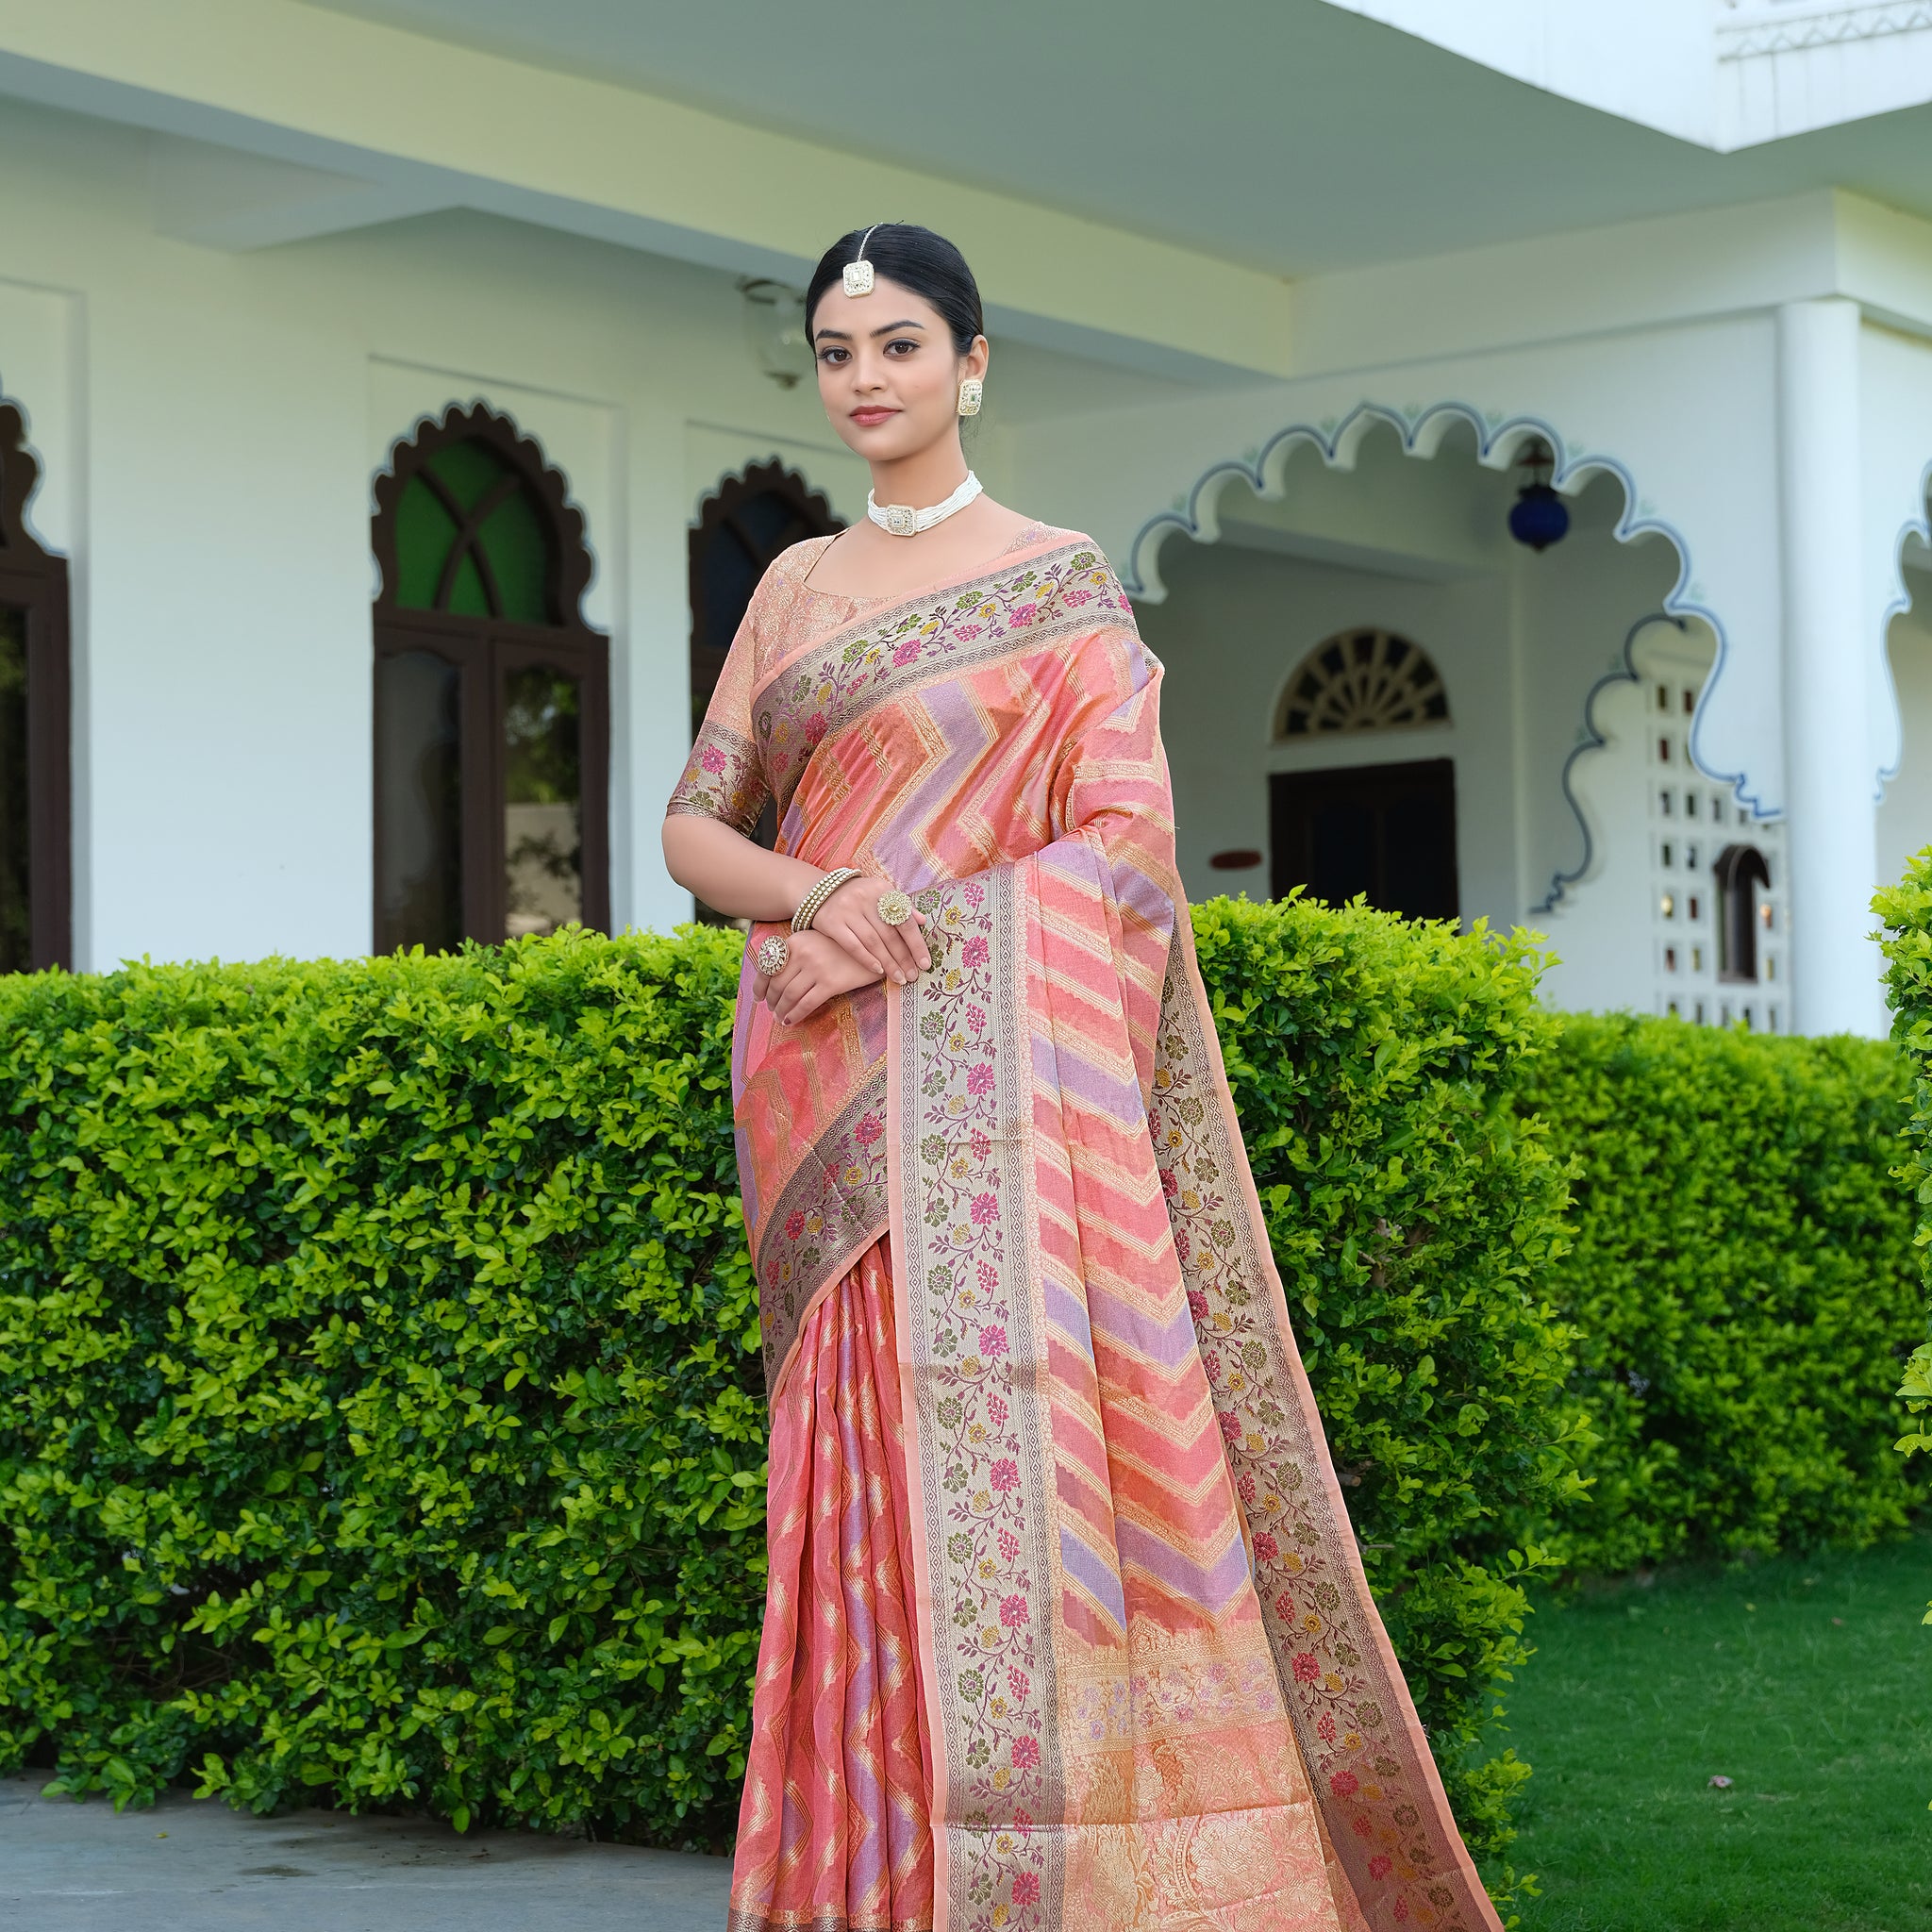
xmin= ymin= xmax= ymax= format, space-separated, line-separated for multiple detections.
xmin=1496 ymin=1533 xmax=1932 ymax=1931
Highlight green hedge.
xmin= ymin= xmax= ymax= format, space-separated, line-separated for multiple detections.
xmin=1521 ymin=1014 xmax=1922 ymax=1574
xmin=0 ymin=905 xmax=1581 ymax=1865
xmin=1877 ymin=851 xmax=1932 ymax=1492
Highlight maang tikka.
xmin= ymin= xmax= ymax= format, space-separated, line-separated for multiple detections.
xmin=842 ymin=225 xmax=880 ymax=298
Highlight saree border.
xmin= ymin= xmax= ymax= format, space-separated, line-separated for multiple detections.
xmin=667 ymin=719 xmax=766 ymax=837
xmin=889 ymin=867 xmax=1066 ymax=1932
xmin=749 ymin=522 xmax=1060 ymax=710
xmin=749 ymin=538 xmax=1134 ymax=826
xmin=1151 ymin=924 xmax=1501 ymax=1932
xmin=754 ymin=1062 xmax=891 ymax=1397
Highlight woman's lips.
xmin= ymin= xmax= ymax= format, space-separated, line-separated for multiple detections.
xmin=850 ymin=408 xmax=898 ymax=426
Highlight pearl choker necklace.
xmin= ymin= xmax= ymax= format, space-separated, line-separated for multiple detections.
xmin=867 ymin=471 xmax=982 ymax=539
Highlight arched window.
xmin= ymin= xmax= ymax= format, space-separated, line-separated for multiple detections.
xmin=690 ymin=459 xmax=841 ymax=741
xmin=687 ymin=462 xmax=841 ymax=921
xmin=1275 ymin=627 xmax=1448 ymax=739
xmin=372 ymin=404 xmax=609 ymax=953
xmin=1714 ymin=842 xmax=1772 ymax=984
xmin=0 ymin=399 xmax=70 ymax=972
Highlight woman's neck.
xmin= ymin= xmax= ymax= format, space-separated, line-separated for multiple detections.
xmin=868 ymin=441 xmax=971 ymax=510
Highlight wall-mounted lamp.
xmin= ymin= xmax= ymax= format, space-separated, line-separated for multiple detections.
xmin=739 ymin=278 xmax=813 ymax=390
xmin=1507 ymin=438 xmax=1570 ymax=552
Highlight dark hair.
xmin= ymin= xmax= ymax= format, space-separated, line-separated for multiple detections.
xmin=806 ymin=224 xmax=985 ymax=355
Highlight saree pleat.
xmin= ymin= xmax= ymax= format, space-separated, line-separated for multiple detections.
xmin=729 ymin=1240 xmax=935 ymax=1932
xmin=673 ymin=525 xmax=1505 ymax=1932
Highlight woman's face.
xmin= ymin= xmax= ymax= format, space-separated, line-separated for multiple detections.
xmin=812 ymin=275 xmax=985 ymax=464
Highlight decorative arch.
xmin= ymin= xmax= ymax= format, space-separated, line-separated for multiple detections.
xmin=0 ymin=397 xmax=70 ymax=972
xmin=372 ymin=402 xmax=608 ymax=953
xmin=1121 ymin=399 xmax=1763 ymax=816
xmin=1530 ymin=610 xmax=1686 ymax=914
xmin=1274 ymin=627 xmax=1448 ymax=740
xmin=1877 ymin=450 xmax=1932 ymax=800
xmin=690 ymin=458 xmax=841 ymax=738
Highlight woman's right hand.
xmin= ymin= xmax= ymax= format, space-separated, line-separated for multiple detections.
xmin=809 ymin=874 xmax=932 ymax=985
xmin=753 ymin=928 xmax=885 ymax=1026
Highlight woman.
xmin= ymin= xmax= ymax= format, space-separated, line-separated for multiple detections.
xmin=664 ymin=224 xmax=1499 ymax=1932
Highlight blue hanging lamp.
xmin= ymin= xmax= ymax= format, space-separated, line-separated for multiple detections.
xmin=1508 ymin=438 xmax=1570 ymax=552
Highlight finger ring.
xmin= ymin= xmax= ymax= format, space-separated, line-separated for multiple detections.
xmin=756 ymin=934 xmax=790 ymax=976
xmin=876 ymin=890 xmax=912 ymax=927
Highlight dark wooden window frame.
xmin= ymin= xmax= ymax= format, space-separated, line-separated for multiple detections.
xmin=689 ymin=458 xmax=842 ymax=722
xmin=0 ymin=400 xmax=72 ymax=971
xmin=372 ymin=403 xmax=609 ymax=947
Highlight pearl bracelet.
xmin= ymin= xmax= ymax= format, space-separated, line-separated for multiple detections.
xmin=791 ymin=867 xmax=861 ymax=934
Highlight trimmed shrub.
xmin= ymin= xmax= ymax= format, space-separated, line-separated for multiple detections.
xmin=1519 ymin=1014 xmax=1922 ymax=1574
xmin=0 ymin=906 xmax=1580 ymax=1863
xmin=0 ymin=929 xmax=763 ymax=1842
xmin=1877 ymin=851 xmax=1932 ymax=1488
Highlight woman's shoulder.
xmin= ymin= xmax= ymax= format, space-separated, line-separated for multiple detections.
xmin=759 ymin=532 xmax=841 ymax=591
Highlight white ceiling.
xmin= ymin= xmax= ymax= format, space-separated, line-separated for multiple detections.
xmin=300 ymin=0 xmax=1932 ymax=275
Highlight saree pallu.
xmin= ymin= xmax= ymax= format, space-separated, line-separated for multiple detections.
xmin=670 ymin=526 xmax=1502 ymax=1932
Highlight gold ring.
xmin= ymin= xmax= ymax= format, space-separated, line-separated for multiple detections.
xmin=756 ymin=934 xmax=790 ymax=976
xmin=876 ymin=890 xmax=912 ymax=927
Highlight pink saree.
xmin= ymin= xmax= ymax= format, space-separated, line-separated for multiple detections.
xmin=668 ymin=525 xmax=1501 ymax=1932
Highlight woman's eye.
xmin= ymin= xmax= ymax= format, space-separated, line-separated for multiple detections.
xmin=885 ymin=338 xmax=917 ymax=356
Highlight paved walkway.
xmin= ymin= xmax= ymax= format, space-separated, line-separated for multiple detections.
xmin=0 ymin=1774 xmax=733 ymax=1931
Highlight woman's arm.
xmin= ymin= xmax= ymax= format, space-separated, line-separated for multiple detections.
xmin=661 ymin=812 xmax=822 ymax=923
xmin=661 ymin=814 xmax=932 ymax=982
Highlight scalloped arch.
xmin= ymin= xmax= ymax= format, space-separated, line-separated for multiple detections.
xmin=1530 ymin=611 xmax=1686 ymax=914
xmin=1875 ymin=452 xmax=1932 ymax=801
xmin=0 ymin=391 xmax=58 ymax=561
xmin=1120 ymin=397 xmax=1768 ymax=856
xmin=372 ymin=400 xmax=599 ymax=630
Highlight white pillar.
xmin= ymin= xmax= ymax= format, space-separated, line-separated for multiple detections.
xmin=1776 ymin=298 xmax=1886 ymax=1036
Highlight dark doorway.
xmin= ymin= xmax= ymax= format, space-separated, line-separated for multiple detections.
xmin=1270 ymin=758 xmax=1458 ymax=920
xmin=0 ymin=400 xmax=71 ymax=972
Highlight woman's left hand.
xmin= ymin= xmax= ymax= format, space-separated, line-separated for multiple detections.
xmin=751 ymin=928 xmax=883 ymax=1026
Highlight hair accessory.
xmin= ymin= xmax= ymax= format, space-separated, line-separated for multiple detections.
xmin=876 ymin=889 xmax=913 ymax=928
xmin=957 ymin=377 xmax=983 ymax=419
xmin=867 ymin=471 xmax=983 ymax=539
xmin=756 ymin=934 xmax=791 ymax=977
xmin=843 ymin=225 xmax=880 ymax=298
xmin=792 ymin=867 xmax=862 ymax=934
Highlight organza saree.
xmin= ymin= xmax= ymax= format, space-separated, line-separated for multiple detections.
xmin=668 ymin=525 xmax=1500 ymax=1932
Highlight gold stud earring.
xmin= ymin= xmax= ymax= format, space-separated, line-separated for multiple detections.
xmin=958 ymin=377 xmax=984 ymax=418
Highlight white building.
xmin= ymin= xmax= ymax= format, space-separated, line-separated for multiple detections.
xmin=3 ymin=0 xmax=1932 ymax=1035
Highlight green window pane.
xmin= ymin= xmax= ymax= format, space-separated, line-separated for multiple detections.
xmin=477 ymin=484 xmax=548 ymax=625
xmin=0 ymin=608 xmax=25 ymax=973
xmin=392 ymin=475 xmax=460 ymax=611
xmin=391 ymin=439 xmax=553 ymax=624
xmin=503 ymin=663 xmax=582 ymax=938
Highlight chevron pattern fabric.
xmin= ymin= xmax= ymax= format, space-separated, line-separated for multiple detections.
xmin=682 ymin=526 xmax=1501 ymax=1932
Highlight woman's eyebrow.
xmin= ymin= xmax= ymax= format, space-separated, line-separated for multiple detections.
xmin=813 ymin=319 xmax=926 ymax=343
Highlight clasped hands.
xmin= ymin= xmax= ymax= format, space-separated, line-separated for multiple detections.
xmin=751 ymin=874 xmax=933 ymax=1026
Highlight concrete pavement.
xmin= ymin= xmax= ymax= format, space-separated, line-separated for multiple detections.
xmin=0 ymin=1774 xmax=733 ymax=1931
